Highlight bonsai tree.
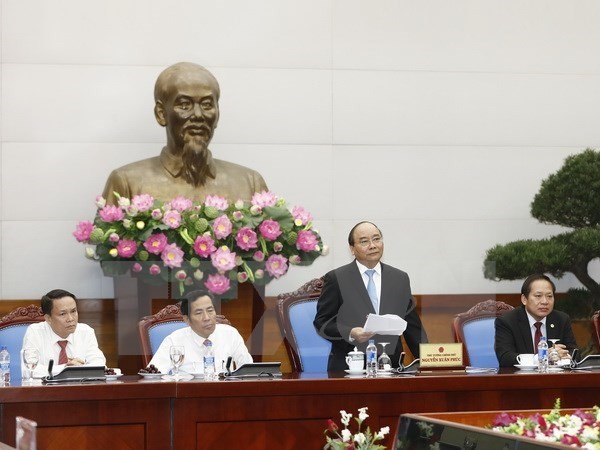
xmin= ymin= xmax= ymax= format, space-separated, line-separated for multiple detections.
xmin=484 ymin=148 xmax=600 ymax=317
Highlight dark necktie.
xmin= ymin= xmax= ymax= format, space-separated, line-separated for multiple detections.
xmin=534 ymin=322 xmax=543 ymax=351
xmin=58 ymin=340 xmax=69 ymax=364
xmin=203 ymin=339 xmax=212 ymax=347
xmin=365 ymin=269 xmax=378 ymax=312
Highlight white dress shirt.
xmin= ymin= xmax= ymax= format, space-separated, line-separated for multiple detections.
xmin=22 ymin=321 xmax=106 ymax=377
xmin=149 ymin=323 xmax=253 ymax=374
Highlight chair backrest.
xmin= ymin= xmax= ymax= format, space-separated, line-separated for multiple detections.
xmin=453 ymin=299 xmax=514 ymax=368
xmin=138 ymin=304 xmax=187 ymax=367
xmin=276 ymin=278 xmax=331 ymax=372
xmin=592 ymin=310 xmax=600 ymax=353
xmin=0 ymin=305 xmax=45 ymax=382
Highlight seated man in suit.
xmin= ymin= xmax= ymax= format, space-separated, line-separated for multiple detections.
xmin=149 ymin=289 xmax=252 ymax=374
xmin=313 ymin=221 xmax=428 ymax=372
xmin=495 ymin=273 xmax=578 ymax=367
xmin=22 ymin=289 xmax=106 ymax=377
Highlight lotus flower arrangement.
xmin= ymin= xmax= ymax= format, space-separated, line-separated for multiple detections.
xmin=491 ymin=399 xmax=600 ymax=448
xmin=74 ymin=191 xmax=327 ymax=296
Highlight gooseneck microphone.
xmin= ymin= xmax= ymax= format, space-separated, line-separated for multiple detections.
xmin=225 ymin=356 xmax=233 ymax=376
xmin=47 ymin=359 xmax=54 ymax=380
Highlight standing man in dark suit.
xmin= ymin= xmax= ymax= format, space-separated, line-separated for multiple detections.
xmin=313 ymin=221 xmax=428 ymax=372
xmin=495 ymin=274 xmax=578 ymax=367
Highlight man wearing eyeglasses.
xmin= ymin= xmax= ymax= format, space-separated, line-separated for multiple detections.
xmin=314 ymin=221 xmax=428 ymax=372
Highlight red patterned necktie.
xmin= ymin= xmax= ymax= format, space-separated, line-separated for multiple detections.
xmin=58 ymin=340 xmax=69 ymax=364
xmin=534 ymin=322 xmax=543 ymax=351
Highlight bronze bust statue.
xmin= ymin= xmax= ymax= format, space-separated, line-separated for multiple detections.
xmin=102 ymin=62 xmax=268 ymax=204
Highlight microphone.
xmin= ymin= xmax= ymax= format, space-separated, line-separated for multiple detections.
xmin=225 ymin=356 xmax=233 ymax=375
xmin=47 ymin=359 xmax=54 ymax=380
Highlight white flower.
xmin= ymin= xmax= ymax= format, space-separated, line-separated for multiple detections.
xmin=354 ymin=432 xmax=366 ymax=445
xmin=358 ymin=407 xmax=369 ymax=422
xmin=341 ymin=429 xmax=352 ymax=442
xmin=340 ymin=410 xmax=352 ymax=426
xmin=376 ymin=426 xmax=390 ymax=439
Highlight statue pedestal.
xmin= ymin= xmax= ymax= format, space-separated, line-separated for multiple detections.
xmin=113 ymin=277 xmax=265 ymax=373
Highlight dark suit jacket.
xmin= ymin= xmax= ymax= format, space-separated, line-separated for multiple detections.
xmin=494 ymin=306 xmax=578 ymax=368
xmin=313 ymin=261 xmax=428 ymax=371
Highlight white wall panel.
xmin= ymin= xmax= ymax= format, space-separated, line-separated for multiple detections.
xmin=333 ymin=71 xmax=600 ymax=147
xmin=2 ymin=0 xmax=332 ymax=68
xmin=333 ymin=0 xmax=600 ymax=73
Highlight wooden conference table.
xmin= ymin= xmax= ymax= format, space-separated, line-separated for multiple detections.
xmin=0 ymin=369 xmax=598 ymax=450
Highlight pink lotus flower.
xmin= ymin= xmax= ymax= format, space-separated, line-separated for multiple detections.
xmin=193 ymin=235 xmax=217 ymax=258
xmin=212 ymin=215 xmax=233 ymax=239
xmin=296 ymin=230 xmax=319 ymax=252
xmin=253 ymin=251 xmax=265 ymax=262
xmin=109 ymin=233 xmax=120 ymax=243
xmin=258 ymin=219 xmax=282 ymax=241
xmin=143 ymin=233 xmax=168 ymax=255
xmin=168 ymin=196 xmax=193 ymax=212
xmin=161 ymin=243 xmax=184 ymax=268
xmin=237 ymin=272 xmax=249 ymax=283
xmin=211 ymin=247 xmax=237 ymax=272
xmin=162 ymin=210 xmax=182 ymax=229
xmin=132 ymin=263 xmax=142 ymax=273
xmin=232 ymin=210 xmax=244 ymax=221
xmin=204 ymin=195 xmax=229 ymax=211
xmin=99 ymin=205 xmax=125 ymax=222
xmin=292 ymin=206 xmax=313 ymax=226
xmin=265 ymin=254 xmax=288 ymax=278
xmin=117 ymin=240 xmax=137 ymax=258
xmin=289 ymin=254 xmax=302 ymax=265
xmin=175 ymin=270 xmax=187 ymax=281
xmin=149 ymin=264 xmax=161 ymax=275
xmin=204 ymin=273 xmax=231 ymax=295
xmin=273 ymin=242 xmax=283 ymax=252
xmin=73 ymin=221 xmax=94 ymax=242
xmin=151 ymin=209 xmax=162 ymax=219
xmin=235 ymin=227 xmax=258 ymax=250
xmin=131 ymin=194 xmax=155 ymax=212
xmin=251 ymin=191 xmax=278 ymax=208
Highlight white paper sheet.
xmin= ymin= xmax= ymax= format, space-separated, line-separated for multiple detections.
xmin=363 ymin=314 xmax=407 ymax=335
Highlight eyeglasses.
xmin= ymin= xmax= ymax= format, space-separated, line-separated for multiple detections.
xmin=355 ymin=236 xmax=383 ymax=248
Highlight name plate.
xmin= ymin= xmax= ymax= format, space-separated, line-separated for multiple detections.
xmin=419 ymin=343 xmax=464 ymax=369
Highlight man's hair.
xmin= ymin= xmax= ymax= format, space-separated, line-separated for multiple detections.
xmin=41 ymin=289 xmax=77 ymax=315
xmin=180 ymin=289 xmax=216 ymax=316
xmin=154 ymin=62 xmax=221 ymax=103
xmin=521 ymin=274 xmax=556 ymax=297
xmin=347 ymin=221 xmax=383 ymax=246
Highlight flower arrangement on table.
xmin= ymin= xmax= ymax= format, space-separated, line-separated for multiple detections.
xmin=324 ymin=407 xmax=390 ymax=450
xmin=74 ymin=191 xmax=327 ymax=296
xmin=491 ymin=399 xmax=600 ymax=448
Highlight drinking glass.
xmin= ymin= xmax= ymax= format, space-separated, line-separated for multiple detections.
xmin=22 ymin=348 xmax=39 ymax=382
xmin=169 ymin=345 xmax=185 ymax=380
xmin=548 ymin=339 xmax=560 ymax=367
xmin=377 ymin=342 xmax=392 ymax=372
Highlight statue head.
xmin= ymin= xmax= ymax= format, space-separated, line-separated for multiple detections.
xmin=153 ymin=62 xmax=221 ymax=186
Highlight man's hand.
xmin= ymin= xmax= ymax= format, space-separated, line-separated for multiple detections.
xmin=66 ymin=357 xmax=85 ymax=366
xmin=350 ymin=327 xmax=376 ymax=344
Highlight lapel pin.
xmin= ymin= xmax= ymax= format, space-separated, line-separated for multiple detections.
xmin=550 ymin=324 xmax=555 ymax=328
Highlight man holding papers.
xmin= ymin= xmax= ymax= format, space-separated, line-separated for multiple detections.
xmin=314 ymin=221 xmax=428 ymax=371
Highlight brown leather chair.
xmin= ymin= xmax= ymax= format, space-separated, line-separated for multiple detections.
xmin=592 ymin=310 xmax=600 ymax=353
xmin=276 ymin=277 xmax=329 ymax=372
xmin=452 ymin=299 xmax=514 ymax=367
xmin=0 ymin=305 xmax=45 ymax=381
xmin=138 ymin=303 xmax=231 ymax=367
